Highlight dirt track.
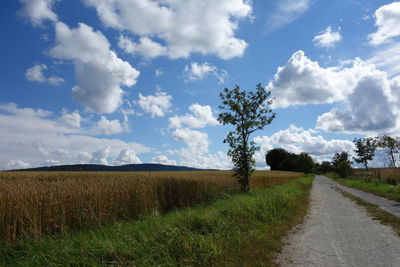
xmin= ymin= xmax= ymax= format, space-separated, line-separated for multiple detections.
xmin=277 ymin=176 xmax=400 ymax=267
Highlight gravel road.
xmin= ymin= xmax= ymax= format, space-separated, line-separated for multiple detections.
xmin=277 ymin=175 xmax=400 ymax=267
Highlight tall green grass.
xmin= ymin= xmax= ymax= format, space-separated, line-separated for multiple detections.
xmin=330 ymin=175 xmax=400 ymax=201
xmin=0 ymin=176 xmax=313 ymax=266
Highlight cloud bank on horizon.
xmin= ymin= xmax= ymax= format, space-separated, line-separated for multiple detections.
xmin=1 ymin=0 xmax=400 ymax=169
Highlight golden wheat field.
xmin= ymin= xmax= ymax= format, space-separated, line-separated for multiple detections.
xmin=0 ymin=170 xmax=302 ymax=242
xmin=352 ymin=168 xmax=400 ymax=184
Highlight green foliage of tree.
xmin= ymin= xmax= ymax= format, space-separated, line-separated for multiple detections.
xmin=332 ymin=151 xmax=352 ymax=178
xmin=218 ymin=84 xmax=275 ymax=192
xmin=376 ymin=135 xmax=400 ymax=168
xmin=265 ymin=148 xmax=289 ymax=170
xmin=353 ymin=137 xmax=376 ymax=171
xmin=297 ymin=152 xmax=314 ymax=175
xmin=265 ymin=148 xmax=315 ymax=175
xmin=318 ymin=161 xmax=333 ymax=173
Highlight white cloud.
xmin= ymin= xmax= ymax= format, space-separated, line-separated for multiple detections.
xmin=84 ymin=0 xmax=252 ymax=59
xmin=91 ymin=146 xmax=110 ymax=165
xmin=152 ymin=155 xmax=176 ymax=166
xmin=18 ymin=0 xmax=58 ymax=26
xmin=59 ymin=110 xmax=81 ymax=128
xmin=268 ymin=50 xmax=400 ymax=134
xmin=172 ymin=128 xmax=209 ymax=155
xmin=267 ymin=50 xmax=378 ymax=108
xmin=171 ymin=127 xmax=231 ymax=169
xmin=26 ymin=64 xmax=64 ymax=85
xmin=49 ymin=22 xmax=140 ymax=113
xmin=266 ymin=0 xmax=312 ymax=31
xmin=96 ymin=116 xmax=124 ymax=135
xmin=253 ymin=125 xmax=354 ymax=165
xmin=313 ymin=26 xmax=342 ymax=48
xmin=169 ymin=104 xmax=219 ymax=129
xmin=368 ymin=42 xmax=400 ymax=76
xmin=26 ymin=64 xmax=46 ymax=82
xmin=368 ymin=1 xmax=400 ymax=46
xmin=47 ymin=76 xmax=64 ymax=85
xmin=155 ymin=68 xmax=164 ymax=77
xmin=118 ymin=35 xmax=167 ymax=58
xmin=78 ymin=152 xmax=91 ymax=164
xmin=183 ymin=62 xmax=227 ymax=83
xmin=114 ymin=149 xmax=141 ymax=165
xmin=6 ymin=160 xmax=31 ymax=170
xmin=316 ymin=74 xmax=400 ymax=134
xmin=44 ymin=159 xmax=60 ymax=166
xmin=137 ymin=91 xmax=172 ymax=118
xmin=0 ymin=103 xmax=150 ymax=169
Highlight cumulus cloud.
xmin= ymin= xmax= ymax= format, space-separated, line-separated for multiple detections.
xmin=84 ymin=0 xmax=252 ymax=59
xmin=26 ymin=64 xmax=46 ymax=82
xmin=114 ymin=149 xmax=141 ymax=165
xmin=59 ymin=110 xmax=81 ymax=128
xmin=0 ymin=103 xmax=150 ymax=169
xmin=313 ymin=26 xmax=342 ymax=48
xmin=268 ymin=50 xmax=400 ymax=134
xmin=368 ymin=1 xmax=400 ymax=46
xmin=6 ymin=160 xmax=31 ymax=170
xmin=253 ymin=125 xmax=354 ymax=166
xmin=152 ymin=155 xmax=176 ymax=166
xmin=78 ymin=152 xmax=91 ymax=164
xmin=266 ymin=0 xmax=312 ymax=31
xmin=172 ymin=128 xmax=209 ymax=155
xmin=49 ymin=22 xmax=140 ymax=113
xmin=18 ymin=0 xmax=58 ymax=26
xmin=169 ymin=104 xmax=219 ymax=129
xmin=118 ymin=35 xmax=167 ymax=58
xmin=137 ymin=91 xmax=172 ymax=118
xmin=183 ymin=62 xmax=227 ymax=83
xmin=25 ymin=63 xmax=64 ymax=85
xmin=267 ymin=50 xmax=378 ymax=108
xmin=368 ymin=42 xmax=400 ymax=76
xmin=171 ymin=127 xmax=231 ymax=169
xmin=91 ymin=146 xmax=110 ymax=165
xmin=167 ymin=103 xmax=227 ymax=169
xmin=95 ymin=116 xmax=124 ymax=135
xmin=316 ymin=74 xmax=400 ymax=134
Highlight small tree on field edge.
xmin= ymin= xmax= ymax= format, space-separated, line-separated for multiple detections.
xmin=218 ymin=84 xmax=275 ymax=192
xmin=353 ymin=137 xmax=376 ymax=171
xmin=376 ymin=135 xmax=400 ymax=168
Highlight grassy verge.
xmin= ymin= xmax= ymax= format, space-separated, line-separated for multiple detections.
xmin=326 ymin=174 xmax=400 ymax=202
xmin=338 ymin=190 xmax=400 ymax=237
xmin=0 ymin=176 xmax=313 ymax=266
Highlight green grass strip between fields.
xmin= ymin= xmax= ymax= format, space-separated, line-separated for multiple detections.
xmin=328 ymin=174 xmax=400 ymax=202
xmin=0 ymin=176 xmax=313 ymax=266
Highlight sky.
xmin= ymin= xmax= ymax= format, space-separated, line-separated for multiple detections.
xmin=1 ymin=0 xmax=400 ymax=170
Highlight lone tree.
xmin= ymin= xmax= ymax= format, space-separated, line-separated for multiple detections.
xmin=218 ymin=84 xmax=275 ymax=192
xmin=353 ymin=137 xmax=376 ymax=171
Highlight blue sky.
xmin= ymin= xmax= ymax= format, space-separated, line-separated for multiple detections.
xmin=1 ymin=0 xmax=400 ymax=170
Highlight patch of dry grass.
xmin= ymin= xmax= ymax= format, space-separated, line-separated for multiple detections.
xmin=352 ymin=168 xmax=400 ymax=184
xmin=0 ymin=170 xmax=301 ymax=242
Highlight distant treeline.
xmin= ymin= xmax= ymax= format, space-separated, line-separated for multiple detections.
xmin=265 ymin=148 xmax=314 ymax=175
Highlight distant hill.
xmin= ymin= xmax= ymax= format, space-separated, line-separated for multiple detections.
xmin=15 ymin=163 xmax=218 ymax=172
